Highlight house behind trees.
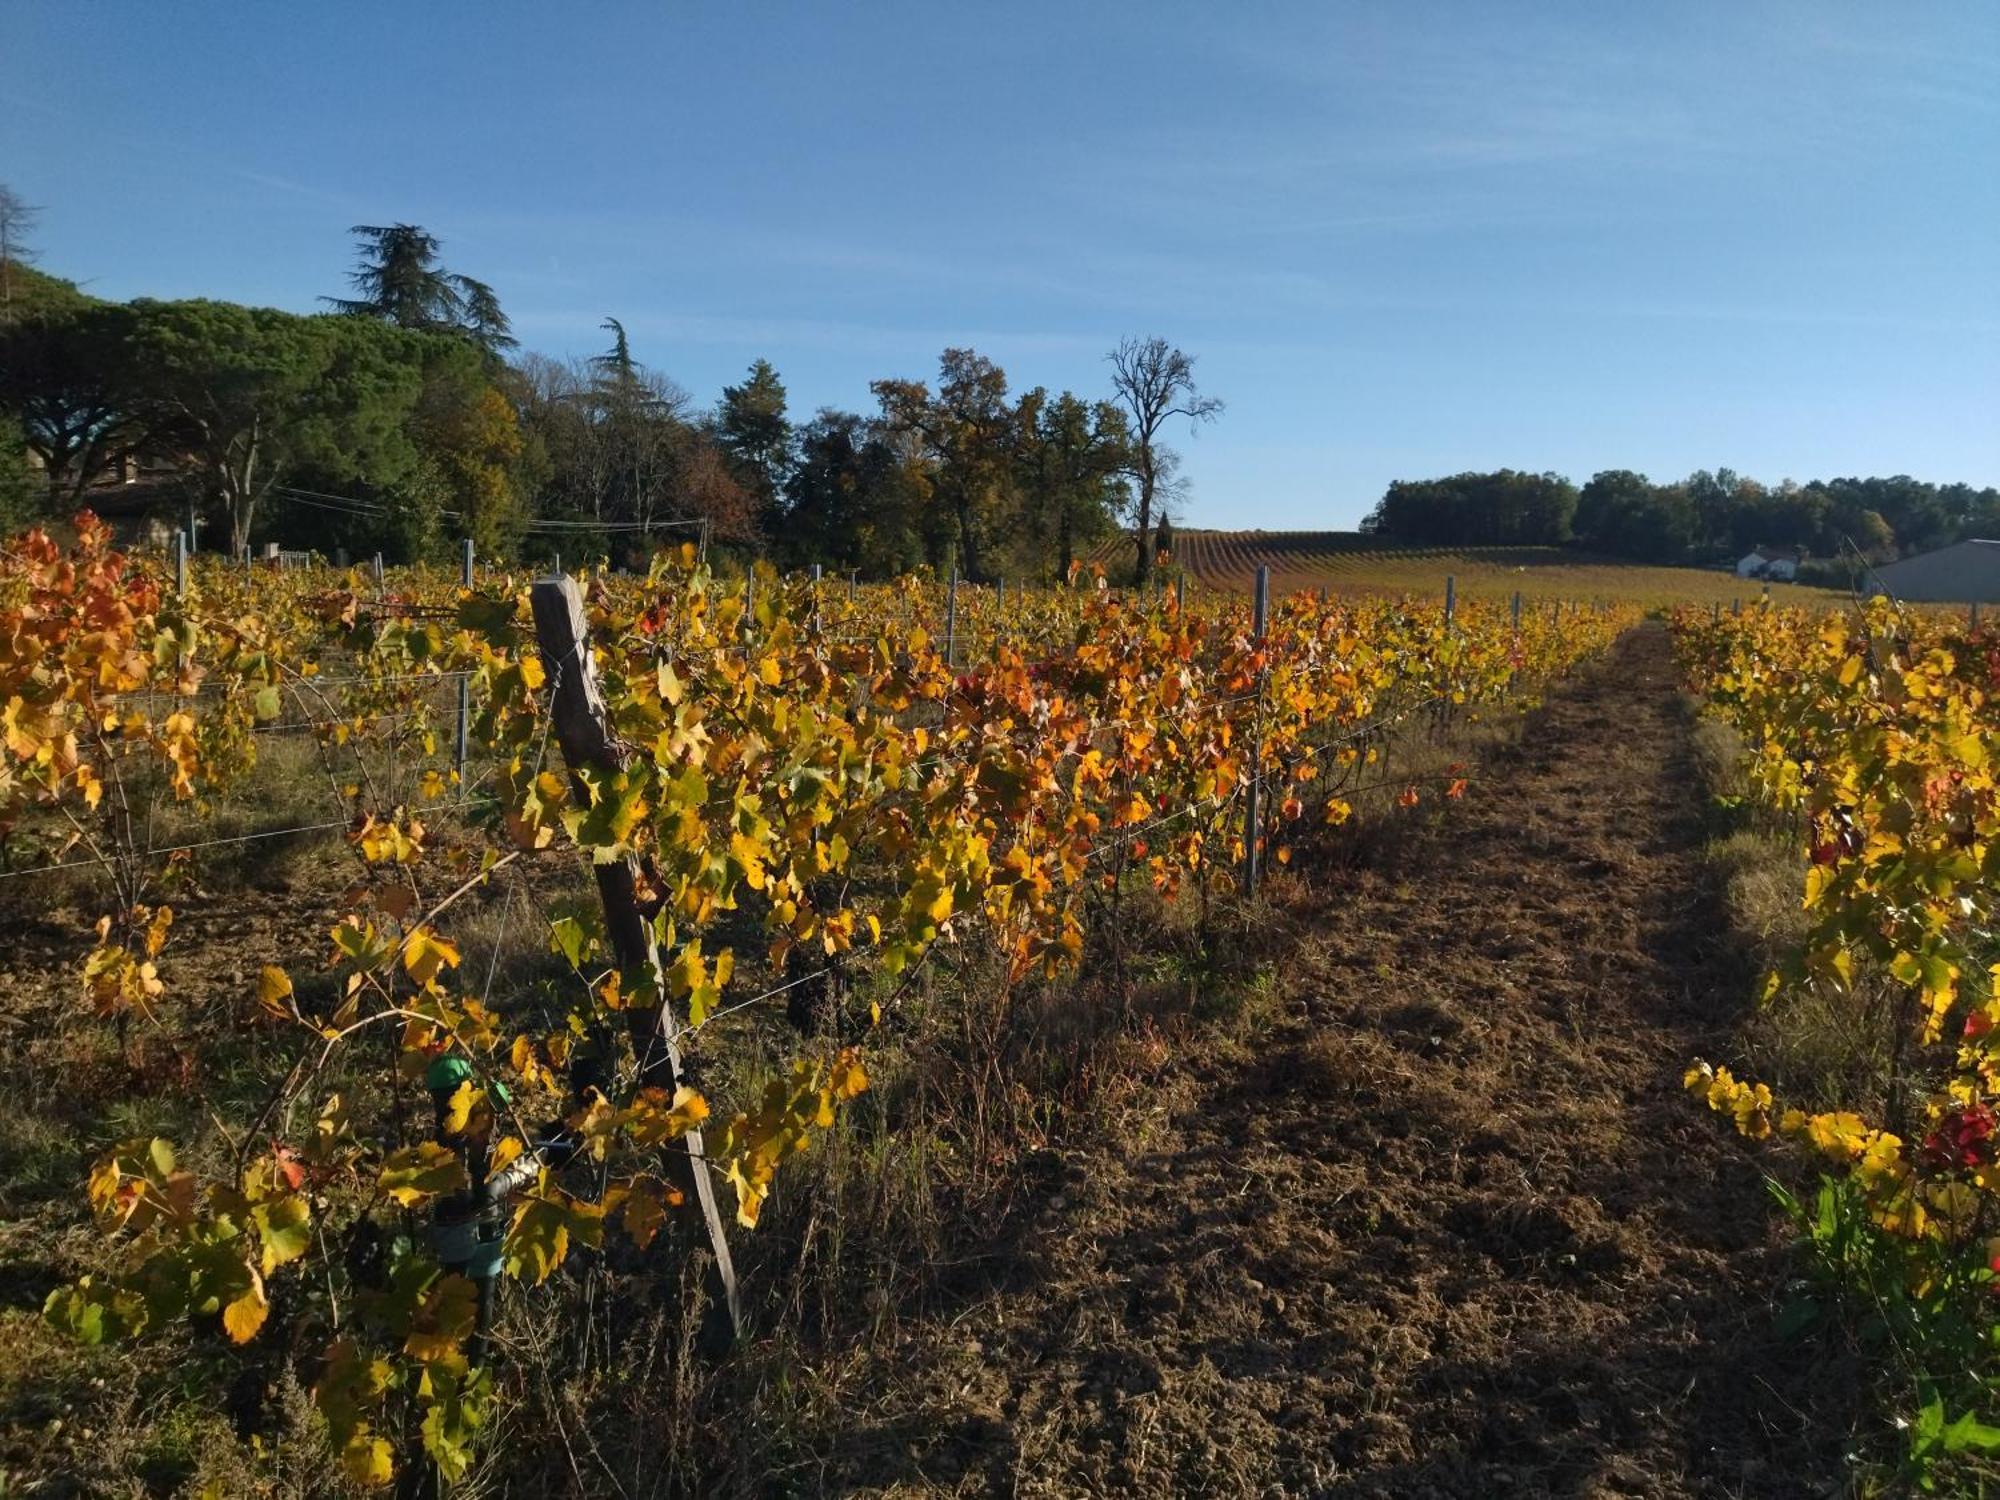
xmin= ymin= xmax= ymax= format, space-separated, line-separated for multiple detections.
xmin=1735 ymin=546 xmax=1801 ymax=580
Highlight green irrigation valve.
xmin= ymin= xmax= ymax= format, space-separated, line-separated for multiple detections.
xmin=425 ymin=1053 xmax=474 ymax=1095
xmin=425 ymin=1053 xmax=512 ymax=1105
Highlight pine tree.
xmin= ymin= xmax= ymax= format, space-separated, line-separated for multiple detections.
xmin=325 ymin=224 xmax=461 ymax=329
xmin=716 ymin=360 xmax=792 ymax=520
xmin=324 ymin=225 xmax=512 ymax=353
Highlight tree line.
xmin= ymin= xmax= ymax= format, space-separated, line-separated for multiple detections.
xmin=0 ymin=194 xmax=1220 ymax=582
xmin=1363 ymin=466 xmax=2000 ymax=568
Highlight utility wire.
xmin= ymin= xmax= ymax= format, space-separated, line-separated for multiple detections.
xmin=0 ymin=794 xmax=497 ymax=881
xmin=271 ymin=485 xmax=707 ymax=536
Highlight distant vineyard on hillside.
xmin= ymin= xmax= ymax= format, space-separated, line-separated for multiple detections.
xmin=1090 ymin=529 xmax=1831 ymax=604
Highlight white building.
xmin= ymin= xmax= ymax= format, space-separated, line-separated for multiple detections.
xmin=1736 ymin=546 xmax=1801 ymax=581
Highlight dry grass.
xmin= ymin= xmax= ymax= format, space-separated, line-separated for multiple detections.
xmin=637 ymin=625 xmax=1860 ymax=1496
xmin=1689 ymin=712 xmax=1899 ymax=1117
xmin=2 ymin=636 xmax=1875 ymax=1496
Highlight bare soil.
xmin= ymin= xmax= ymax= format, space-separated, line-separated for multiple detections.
xmin=782 ymin=625 xmax=1858 ymax=1498
xmin=0 ymin=627 xmax=1864 ymax=1497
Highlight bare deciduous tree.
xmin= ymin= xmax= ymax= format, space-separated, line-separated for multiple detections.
xmin=1108 ymin=336 xmax=1221 ymax=587
xmin=0 ymin=184 xmax=41 ymax=306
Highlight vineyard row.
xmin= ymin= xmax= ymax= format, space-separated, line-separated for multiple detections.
xmin=10 ymin=517 xmax=1635 ymax=1483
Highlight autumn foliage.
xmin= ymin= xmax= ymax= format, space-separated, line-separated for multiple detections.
xmin=1678 ymin=599 xmax=2000 ymax=1472
xmin=7 ymin=516 xmax=1628 ymax=1483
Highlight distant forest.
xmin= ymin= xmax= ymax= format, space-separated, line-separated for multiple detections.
xmin=0 ymin=191 xmax=1219 ymax=585
xmin=1361 ymin=467 xmax=2000 ymax=571
xmin=2 ymin=188 xmax=1988 ymax=585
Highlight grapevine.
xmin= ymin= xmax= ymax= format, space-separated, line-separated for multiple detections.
xmin=9 ymin=515 xmax=1630 ymax=1483
xmin=1677 ymin=597 xmax=2000 ymax=1473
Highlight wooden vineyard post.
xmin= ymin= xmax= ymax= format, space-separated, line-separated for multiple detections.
xmin=1176 ymin=574 xmax=1187 ymax=612
xmin=529 ymin=575 xmax=744 ymax=1348
xmin=945 ymin=569 xmax=959 ymax=669
xmin=1510 ymin=590 xmax=1522 ymax=687
xmin=1241 ymin=565 xmax=1270 ymax=897
xmin=809 ymin=563 xmax=823 ymax=633
xmin=173 ymin=529 xmax=188 ymax=596
xmin=1440 ymin=575 xmax=1458 ymax=735
xmin=456 ymin=539 xmax=474 ymax=788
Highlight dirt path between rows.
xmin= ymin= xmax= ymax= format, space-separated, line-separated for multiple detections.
xmin=817 ymin=625 xmax=1856 ymax=1498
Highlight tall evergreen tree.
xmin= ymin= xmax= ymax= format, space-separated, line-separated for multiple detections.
xmin=716 ymin=359 xmax=792 ymax=522
xmin=325 ymin=224 xmax=459 ymax=328
xmin=324 ymin=224 xmax=513 ymax=353
xmin=589 ymin=318 xmax=648 ymax=406
xmin=454 ymin=276 xmax=516 ymax=355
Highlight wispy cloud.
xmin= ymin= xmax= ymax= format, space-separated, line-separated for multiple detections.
xmin=226 ymin=168 xmax=359 ymax=211
xmin=1 ymin=87 xmax=365 ymax=213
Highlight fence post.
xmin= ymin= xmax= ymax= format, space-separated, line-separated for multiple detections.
xmin=456 ymin=539 xmax=474 ymax=788
xmin=945 ymin=569 xmax=959 ymax=669
xmin=743 ymin=574 xmax=755 ymax=642
xmin=809 ymin=563 xmax=822 ymax=632
xmin=174 ymin=529 xmax=188 ymax=597
xmin=1242 ymin=565 xmax=1270 ymax=897
xmin=1176 ymin=574 xmax=1187 ymax=612
xmin=529 ymin=575 xmax=742 ymax=1349
xmin=1444 ymin=575 xmax=1456 ymax=630
xmin=1972 ymin=601 xmax=1982 ymax=631
xmin=1508 ymin=590 xmax=1523 ymax=686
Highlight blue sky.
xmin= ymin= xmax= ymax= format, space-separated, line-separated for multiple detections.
xmin=6 ymin=2 xmax=1997 ymax=527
